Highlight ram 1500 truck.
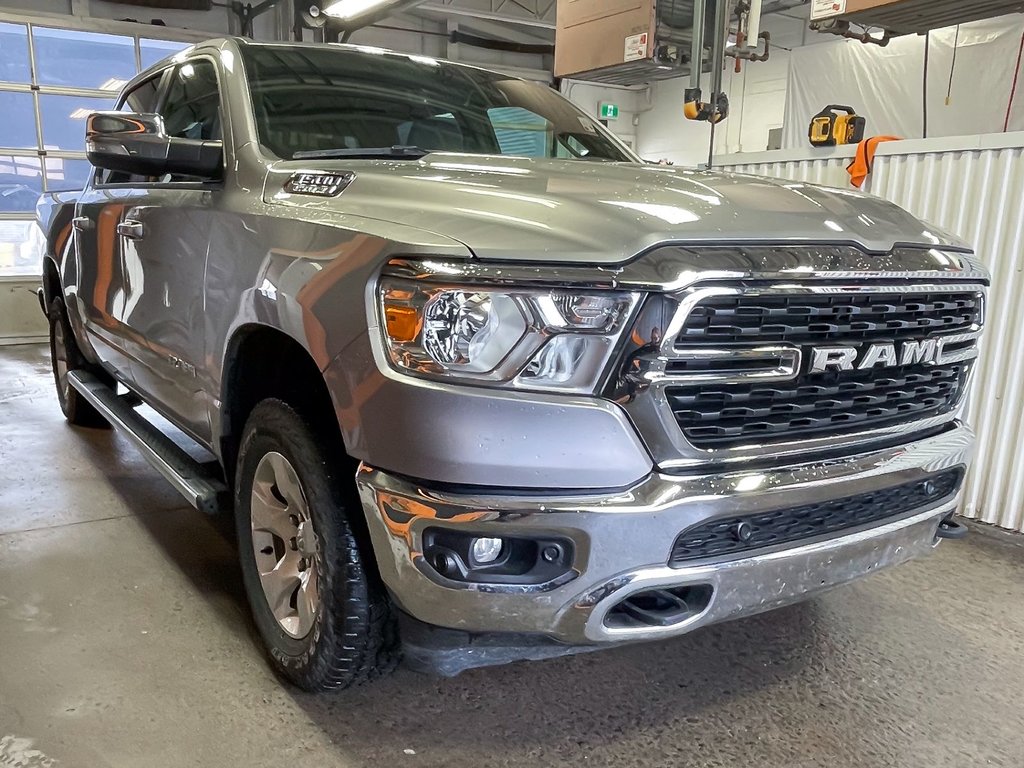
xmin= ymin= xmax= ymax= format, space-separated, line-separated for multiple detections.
xmin=36 ymin=38 xmax=987 ymax=691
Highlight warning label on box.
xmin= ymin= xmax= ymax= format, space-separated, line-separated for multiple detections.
xmin=811 ymin=0 xmax=846 ymax=19
xmin=624 ymin=32 xmax=648 ymax=62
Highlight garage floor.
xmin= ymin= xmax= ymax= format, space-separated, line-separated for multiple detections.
xmin=2 ymin=343 xmax=1023 ymax=768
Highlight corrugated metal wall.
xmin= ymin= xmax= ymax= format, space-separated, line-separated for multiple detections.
xmin=718 ymin=137 xmax=1024 ymax=532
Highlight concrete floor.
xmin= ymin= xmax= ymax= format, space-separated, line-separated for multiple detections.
xmin=2 ymin=343 xmax=1023 ymax=768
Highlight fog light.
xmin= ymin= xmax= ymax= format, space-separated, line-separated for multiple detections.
xmin=471 ymin=536 xmax=503 ymax=564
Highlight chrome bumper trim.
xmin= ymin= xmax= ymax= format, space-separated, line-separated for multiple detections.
xmin=578 ymin=500 xmax=953 ymax=642
xmin=356 ymin=423 xmax=973 ymax=645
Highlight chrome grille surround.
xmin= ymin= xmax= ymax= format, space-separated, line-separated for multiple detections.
xmin=618 ymin=280 xmax=986 ymax=469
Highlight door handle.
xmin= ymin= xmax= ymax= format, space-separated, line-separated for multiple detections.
xmin=116 ymin=219 xmax=145 ymax=240
xmin=71 ymin=216 xmax=94 ymax=232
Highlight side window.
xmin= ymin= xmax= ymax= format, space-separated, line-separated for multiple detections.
xmin=98 ymin=74 xmax=163 ymax=185
xmin=120 ymin=76 xmax=161 ymax=114
xmin=161 ymin=60 xmax=222 ymax=141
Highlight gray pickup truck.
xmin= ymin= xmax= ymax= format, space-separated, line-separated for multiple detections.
xmin=37 ymin=37 xmax=987 ymax=691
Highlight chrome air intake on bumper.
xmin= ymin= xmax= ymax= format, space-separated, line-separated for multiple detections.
xmin=356 ymin=424 xmax=974 ymax=645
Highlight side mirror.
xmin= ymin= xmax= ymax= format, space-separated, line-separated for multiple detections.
xmin=85 ymin=112 xmax=222 ymax=180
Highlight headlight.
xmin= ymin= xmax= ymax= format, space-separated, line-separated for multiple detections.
xmin=376 ymin=277 xmax=639 ymax=393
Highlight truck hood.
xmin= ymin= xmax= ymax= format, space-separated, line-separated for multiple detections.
xmin=267 ymin=154 xmax=964 ymax=263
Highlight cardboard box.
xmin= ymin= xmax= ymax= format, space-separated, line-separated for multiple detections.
xmin=810 ymin=0 xmax=905 ymax=21
xmin=555 ymin=0 xmax=657 ymax=79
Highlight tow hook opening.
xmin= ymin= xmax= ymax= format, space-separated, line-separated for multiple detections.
xmin=604 ymin=584 xmax=714 ymax=630
xmin=936 ymin=514 xmax=969 ymax=541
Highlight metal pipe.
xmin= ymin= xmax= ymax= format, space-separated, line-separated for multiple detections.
xmin=706 ymin=0 xmax=732 ymax=169
xmin=709 ymin=0 xmax=729 ymax=99
xmin=690 ymin=0 xmax=706 ymax=88
xmin=745 ymin=0 xmax=762 ymax=47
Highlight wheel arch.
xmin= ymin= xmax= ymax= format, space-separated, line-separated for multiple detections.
xmin=218 ymin=323 xmax=350 ymax=486
xmin=42 ymin=255 xmax=61 ymax=310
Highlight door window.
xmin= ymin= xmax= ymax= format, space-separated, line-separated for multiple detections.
xmin=161 ymin=61 xmax=222 ymax=142
xmin=121 ymin=75 xmax=161 ymax=114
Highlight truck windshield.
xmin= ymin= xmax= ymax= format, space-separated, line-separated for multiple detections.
xmin=239 ymin=44 xmax=634 ymax=163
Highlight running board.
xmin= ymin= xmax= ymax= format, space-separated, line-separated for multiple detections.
xmin=67 ymin=370 xmax=230 ymax=515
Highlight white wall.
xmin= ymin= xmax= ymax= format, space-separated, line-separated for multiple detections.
xmin=562 ymin=80 xmax=642 ymax=148
xmin=635 ymin=48 xmax=792 ymax=166
xmin=635 ymin=12 xmax=1024 ymax=165
xmin=783 ymin=15 xmax=1024 ymax=149
xmin=633 ymin=12 xmax=802 ymax=166
xmin=0 ymin=280 xmax=45 ymax=344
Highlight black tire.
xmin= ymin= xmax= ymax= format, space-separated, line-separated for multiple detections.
xmin=48 ymin=297 xmax=111 ymax=429
xmin=234 ymin=399 xmax=398 ymax=691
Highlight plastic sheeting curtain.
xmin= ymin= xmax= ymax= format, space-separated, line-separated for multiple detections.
xmin=782 ymin=17 xmax=1024 ymax=149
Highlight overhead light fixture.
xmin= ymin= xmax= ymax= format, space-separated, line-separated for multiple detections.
xmin=98 ymin=77 xmax=129 ymax=92
xmin=315 ymin=0 xmax=427 ymax=27
xmin=69 ymin=108 xmax=93 ymax=120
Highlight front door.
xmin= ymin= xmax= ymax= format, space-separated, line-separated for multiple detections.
xmin=112 ymin=58 xmax=225 ymax=443
xmin=72 ymin=73 xmax=164 ymax=376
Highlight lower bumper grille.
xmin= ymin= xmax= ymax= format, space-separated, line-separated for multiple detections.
xmin=668 ymin=468 xmax=964 ymax=566
xmin=668 ymin=361 xmax=969 ymax=449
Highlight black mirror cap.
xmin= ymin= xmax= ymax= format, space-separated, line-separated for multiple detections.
xmin=85 ymin=111 xmax=223 ymax=181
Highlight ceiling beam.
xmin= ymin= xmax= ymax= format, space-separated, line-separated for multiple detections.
xmin=413 ymin=3 xmax=555 ymax=30
xmin=409 ymin=9 xmax=552 ymax=43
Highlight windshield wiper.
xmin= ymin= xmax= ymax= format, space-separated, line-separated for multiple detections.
xmin=292 ymin=145 xmax=431 ymax=160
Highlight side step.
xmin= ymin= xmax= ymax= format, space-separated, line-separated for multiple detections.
xmin=67 ymin=370 xmax=231 ymax=515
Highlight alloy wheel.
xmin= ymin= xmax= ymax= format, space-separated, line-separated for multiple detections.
xmin=250 ymin=451 xmax=321 ymax=639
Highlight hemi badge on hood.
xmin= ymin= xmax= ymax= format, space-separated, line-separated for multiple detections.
xmin=283 ymin=171 xmax=354 ymax=197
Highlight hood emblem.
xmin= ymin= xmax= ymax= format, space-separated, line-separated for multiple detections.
xmin=283 ymin=171 xmax=354 ymax=197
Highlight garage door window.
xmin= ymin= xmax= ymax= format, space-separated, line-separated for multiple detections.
xmin=0 ymin=17 xmax=197 ymax=277
xmin=0 ymin=22 xmax=30 ymax=83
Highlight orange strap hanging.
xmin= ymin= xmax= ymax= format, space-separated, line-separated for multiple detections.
xmin=846 ymin=136 xmax=901 ymax=188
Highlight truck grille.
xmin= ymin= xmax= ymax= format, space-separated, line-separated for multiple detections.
xmin=665 ymin=285 xmax=983 ymax=450
xmin=676 ymin=290 xmax=983 ymax=346
xmin=668 ymin=362 xmax=968 ymax=448
xmin=669 ymin=468 xmax=964 ymax=566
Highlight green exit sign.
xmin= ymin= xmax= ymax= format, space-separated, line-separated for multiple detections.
xmin=599 ymin=102 xmax=619 ymax=120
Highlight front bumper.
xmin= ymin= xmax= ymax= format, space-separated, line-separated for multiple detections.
xmin=356 ymin=424 xmax=973 ymax=647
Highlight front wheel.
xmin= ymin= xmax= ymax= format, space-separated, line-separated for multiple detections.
xmin=48 ymin=297 xmax=110 ymax=429
xmin=234 ymin=399 xmax=397 ymax=691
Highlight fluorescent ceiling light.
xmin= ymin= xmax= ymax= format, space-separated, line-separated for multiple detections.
xmin=69 ymin=108 xmax=92 ymax=119
xmin=323 ymin=0 xmax=388 ymax=19
xmin=98 ymin=77 xmax=128 ymax=91
xmin=321 ymin=0 xmax=426 ymax=25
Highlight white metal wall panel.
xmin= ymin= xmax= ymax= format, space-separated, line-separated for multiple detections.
xmin=718 ymin=138 xmax=1024 ymax=532
xmin=724 ymin=157 xmax=852 ymax=188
